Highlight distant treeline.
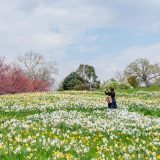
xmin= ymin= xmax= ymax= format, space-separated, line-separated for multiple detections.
xmin=1 ymin=52 xmax=160 ymax=94
xmin=59 ymin=58 xmax=160 ymax=91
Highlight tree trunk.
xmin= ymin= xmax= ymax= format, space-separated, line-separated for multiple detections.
xmin=144 ymin=78 xmax=150 ymax=87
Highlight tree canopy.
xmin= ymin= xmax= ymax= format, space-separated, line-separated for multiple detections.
xmin=76 ymin=64 xmax=99 ymax=90
xmin=61 ymin=72 xmax=85 ymax=90
xmin=60 ymin=64 xmax=100 ymax=91
xmin=124 ymin=58 xmax=160 ymax=87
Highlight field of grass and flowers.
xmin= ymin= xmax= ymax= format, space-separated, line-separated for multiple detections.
xmin=0 ymin=90 xmax=160 ymax=160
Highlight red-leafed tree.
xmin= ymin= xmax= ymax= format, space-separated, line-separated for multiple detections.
xmin=0 ymin=58 xmax=32 ymax=94
xmin=0 ymin=57 xmax=11 ymax=94
xmin=32 ymin=80 xmax=50 ymax=92
xmin=9 ymin=68 xmax=33 ymax=93
xmin=0 ymin=57 xmax=51 ymax=94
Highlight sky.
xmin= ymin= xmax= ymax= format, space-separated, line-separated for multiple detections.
xmin=0 ymin=0 xmax=160 ymax=84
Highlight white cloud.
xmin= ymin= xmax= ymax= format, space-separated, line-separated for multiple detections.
xmin=0 ymin=0 xmax=160 ymax=84
xmin=1 ymin=0 xmax=160 ymax=56
xmin=0 ymin=0 xmax=113 ymax=60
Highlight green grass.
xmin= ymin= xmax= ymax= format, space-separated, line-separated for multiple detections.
xmin=128 ymin=104 xmax=160 ymax=117
xmin=0 ymin=91 xmax=160 ymax=159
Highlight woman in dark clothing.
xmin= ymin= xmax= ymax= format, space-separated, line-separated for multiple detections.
xmin=105 ymin=92 xmax=112 ymax=108
xmin=105 ymin=88 xmax=117 ymax=109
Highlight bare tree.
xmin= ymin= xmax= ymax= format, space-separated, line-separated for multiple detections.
xmin=124 ymin=58 xmax=160 ymax=87
xmin=17 ymin=51 xmax=57 ymax=86
xmin=115 ymin=71 xmax=125 ymax=82
xmin=0 ymin=57 xmax=10 ymax=75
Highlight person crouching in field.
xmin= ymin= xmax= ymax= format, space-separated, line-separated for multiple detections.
xmin=105 ymin=87 xmax=117 ymax=109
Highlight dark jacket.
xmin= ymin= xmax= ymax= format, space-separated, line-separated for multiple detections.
xmin=105 ymin=91 xmax=115 ymax=99
xmin=105 ymin=91 xmax=117 ymax=108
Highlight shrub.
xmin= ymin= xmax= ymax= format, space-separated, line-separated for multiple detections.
xmin=127 ymin=75 xmax=140 ymax=88
xmin=101 ymin=81 xmax=132 ymax=91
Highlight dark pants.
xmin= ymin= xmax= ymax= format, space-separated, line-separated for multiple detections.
xmin=108 ymin=103 xmax=112 ymax=108
xmin=108 ymin=99 xmax=117 ymax=109
xmin=110 ymin=99 xmax=117 ymax=109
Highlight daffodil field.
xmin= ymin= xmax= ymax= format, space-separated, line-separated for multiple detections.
xmin=0 ymin=91 xmax=160 ymax=160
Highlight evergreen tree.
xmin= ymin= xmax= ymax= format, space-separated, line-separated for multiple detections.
xmin=61 ymin=72 xmax=85 ymax=90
